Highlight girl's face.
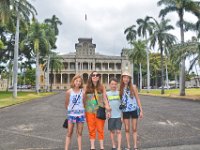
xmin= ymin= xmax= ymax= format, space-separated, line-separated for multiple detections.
xmin=74 ymin=78 xmax=82 ymax=88
xmin=91 ymin=72 xmax=100 ymax=83
xmin=122 ymin=75 xmax=130 ymax=85
xmin=109 ymin=80 xmax=118 ymax=91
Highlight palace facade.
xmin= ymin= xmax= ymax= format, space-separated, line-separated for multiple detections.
xmin=41 ymin=38 xmax=132 ymax=90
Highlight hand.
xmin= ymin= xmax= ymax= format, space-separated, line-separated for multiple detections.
xmin=139 ymin=110 xmax=143 ymax=119
xmin=107 ymin=112 xmax=111 ymax=119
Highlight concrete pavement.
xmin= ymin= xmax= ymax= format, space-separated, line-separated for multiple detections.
xmin=0 ymin=92 xmax=200 ymax=150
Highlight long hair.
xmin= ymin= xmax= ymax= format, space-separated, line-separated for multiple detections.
xmin=85 ymin=71 xmax=103 ymax=93
xmin=119 ymin=75 xmax=134 ymax=99
xmin=70 ymin=74 xmax=83 ymax=88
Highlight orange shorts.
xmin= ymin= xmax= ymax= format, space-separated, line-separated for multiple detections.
xmin=85 ymin=112 xmax=105 ymax=140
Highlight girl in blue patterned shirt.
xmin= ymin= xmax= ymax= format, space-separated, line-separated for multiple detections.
xmin=119 ymin=72 xmax=143 ymax=150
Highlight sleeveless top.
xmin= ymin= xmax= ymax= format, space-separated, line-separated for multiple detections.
xmin=121 ymin=88 xmax=138 ymax=112
xmin=67 ymin=89 xmax=85 ymax=117
xmin=85 ymin=91 xmax=104 ymax=113
xmin=107 ymin=90 xmax=121 ymax=118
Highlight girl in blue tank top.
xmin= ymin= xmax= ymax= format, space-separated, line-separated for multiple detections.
xmin=119 ymin=72 xmax=143 ymax=150
xmin=65 ymin=74 xmax=85 ymax=150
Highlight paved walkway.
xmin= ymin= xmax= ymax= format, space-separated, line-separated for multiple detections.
xmin=0 ymin=92 xmax=200 ymax=150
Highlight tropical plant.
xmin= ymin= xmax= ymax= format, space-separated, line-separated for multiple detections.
xmin=0 ymin=0 xmax=37 ymax=98
xmin=21 ymin=21 xmax=49 ymax=94
xmin=149 ymin=18 xmax=176 ymax=94
xmin=137 ymin=16 xmax=155 ymax=92
xmin=128 ymin=40 xmax=146 ymax=90
xmin=158 ymin=0 xmax=200 ymax=95
xmin=48 ymin=52 xmax=63 ymax=92
xmin=44 ymin=15 xmax=62 ymax=36
xmin=124 ymin=25 xmax=137 ymax=44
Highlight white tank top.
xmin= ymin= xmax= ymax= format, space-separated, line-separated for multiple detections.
xmin=67 ymin=89 xmax=85 ymax=117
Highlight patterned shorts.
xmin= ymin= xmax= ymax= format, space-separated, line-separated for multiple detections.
xmin=68 ymin=115 xmax=85 ymax=123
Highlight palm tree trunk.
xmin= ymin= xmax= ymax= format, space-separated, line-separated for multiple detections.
xmin=179 ymin=14 xmax=186 ymax=96
xmin=50 ymin=61 xmax=53 ymax=92
xmin=46 ymin=55 xmax=50 ymax=92
xmin=132 ymin=63 xmax=134 ymax=84
xmin=139 ymin=63 xmax=142 ymax=90
xmin=145 ymin=36 xmax=150 ymax=93
xmin=36 ymin=52 xmax=40 ymax=94
xmin=138 ymin=70 xmax=140 ymax=91
xmin=175 ymin=74 xmax=178 ymax=88
xmin=13 ymin=4 xmax=19 ymax=98
xmin=165 ymin=62 xmax=169 ymax=89
xmin=160 ymin=44 xmax=165 ymax=94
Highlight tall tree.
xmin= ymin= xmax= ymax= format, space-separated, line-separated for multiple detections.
xmin=149 ymin=18 xmax=176 ymax=94
xmin=21 ymin=21 xmax=49 ymax=94
xmin=158 ymin=0 xmax=200 ymax=96
xmin=48 ymin=52 xmax=63 ymax=92
xmin=124 ymin=25 xmax=137 ymax=83
xmin=0 ymin=0 xmax=37 ymax=98
xmin=128 ymin=40 xmax=146 ymax=90
xmin=137 ymin=16 xmax=155 ymax=92
xmin=44 ymin=15 xmax=62 ymax=36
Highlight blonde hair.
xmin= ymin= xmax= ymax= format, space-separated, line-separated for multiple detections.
xmin=70 ymin=74 xmax=83 ymax=88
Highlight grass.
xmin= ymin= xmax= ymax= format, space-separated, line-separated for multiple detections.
xmin=140 ymin=88 xmax=200 ymax=100
xmin=0 ymin=91 xmax=56 ymax=108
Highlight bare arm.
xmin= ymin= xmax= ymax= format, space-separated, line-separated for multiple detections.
xmin=133 ymin=85 xmax=143 ymax=117
xmin=65 ymin=89 xmax=71 ymax=109
xmin=82 ymin=88 xmax=86 ymax=108
xmin=102 ymin=86 xmax=111 ymax=111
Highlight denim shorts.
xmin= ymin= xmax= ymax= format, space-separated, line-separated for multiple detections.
xmin=68 ymin=115 xmax=85 ymax=123
xmin=123 ymin=110 xmax=138 ymax=119
xmin=108 ymin=118 xmax=122 ymax=131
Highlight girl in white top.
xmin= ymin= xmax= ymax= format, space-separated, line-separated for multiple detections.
xmin=65 ymin=74 xmax=85 ymax=150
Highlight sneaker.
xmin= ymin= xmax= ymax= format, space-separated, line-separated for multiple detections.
xmin=112 ymin=148 xmax=117 ymax=150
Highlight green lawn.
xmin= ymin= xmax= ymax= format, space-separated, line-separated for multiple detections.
xmin=140 ymin=88 xmax=200 ymax=100
xmin=0 ymin=91 xmax=56 ymax=108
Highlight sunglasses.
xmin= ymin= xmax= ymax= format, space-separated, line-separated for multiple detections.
xmin=91 ymin=74 xmax=101 ymax=77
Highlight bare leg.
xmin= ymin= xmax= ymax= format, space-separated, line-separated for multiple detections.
xmin=90 ymin=139 xmax=95 ymax=149
xmin=132 ymin=119 xmax=138 ymax=149
xmin=99 ymin=140 xmax=104 ymax=149
xmin=110 ymin=130 xmax=116 ymax=148
xmin=76 ymin=122 xmax=84 ymax=150
xmin=123 ymin=119 xmax=130 ymax=149
xmin=116 ymin=130 xmax=122 ymax=149
xmin=65 ymin=123 xmax=74 ymax=150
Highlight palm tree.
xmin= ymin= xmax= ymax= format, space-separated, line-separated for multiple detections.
xmin=150 ymin=52 xmax=161 ymax=88
xmin=124 ymin=25 xmax=137 ymax=44
xmin=128 ymin=40 xmax=146 ymax=90
xmin=21 ymin=21 xmax=49 ymax=94
xmin=158 ymin=0 xmax=200 ymax=96
xmin=44 ymin=15 xmax=62 ymax=36
xmin=137 ymin=16 xmax=155 ymax=92
xmin=48 ymin=52 xmax=63 ymax=92
xmin=0 ymin=0 xmax=37 ymax=98
xmin=149 ymin=18 xmax=176 ymax=94
xmin=0 ymin=0 xmax=10 ymax=26
xmin=124 ymin=25 xmax=137 ymax=83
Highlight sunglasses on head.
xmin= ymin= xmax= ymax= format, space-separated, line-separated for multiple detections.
xmin=91 ymin=74 xmax=100 ymax=77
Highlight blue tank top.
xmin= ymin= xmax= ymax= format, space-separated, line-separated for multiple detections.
xmin=121 ymin=88 xmax=138 ymax=112
xmin=67 ymin=89 xmax=85 ymax=116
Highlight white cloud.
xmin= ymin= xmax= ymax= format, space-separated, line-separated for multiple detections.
xmin=32 ymin=0 xmax=198 ymax=57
